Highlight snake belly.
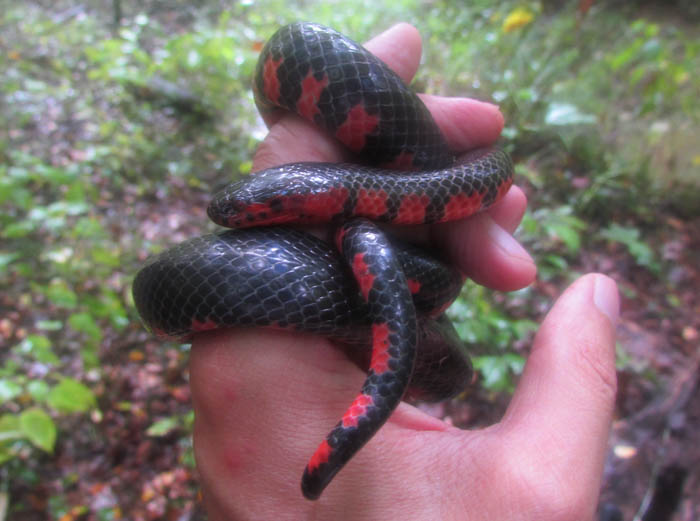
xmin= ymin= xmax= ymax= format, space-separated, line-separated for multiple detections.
xmin=132 ymin=21 xmax=514 ymax=500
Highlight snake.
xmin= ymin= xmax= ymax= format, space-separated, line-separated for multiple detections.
xmin=132 ymin=22 xmax=514 ymax=500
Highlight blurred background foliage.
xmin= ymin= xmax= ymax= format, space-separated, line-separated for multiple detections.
xmin=0 ymin=0 xmax=698 ymax=518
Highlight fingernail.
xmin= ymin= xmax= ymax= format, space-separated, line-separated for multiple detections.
xmin=593 ymin=274 xmax=620 ymax=327
xmin=487 ymin=217 xmax=534 ymax=265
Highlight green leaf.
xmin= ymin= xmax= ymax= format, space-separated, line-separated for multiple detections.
xmin=27 ymin=380 xmax=50 ymax=402
xmin=81 ymin=344 xmax=100 ymax=370
xmin=35 ymin=164 xmax=75 ymax=185
xmin=520 ymin=211 xmax=538 ymax=235
xmin=84 ymin=291 xmax=128 ymax=330
xmin=91 ymin=247 xmax=121 ymax=268
xmin=2 ymin=221 xmax=35 ymax=238
xmin=0 ymin=447 xmax=15 ymax=465
xmin=69 ymin=312 xmax=102 ymax=342
xmin=45 ymin=280 xmax=78 ymax=308
xmin=73 ymin=217 xmax=106 ymax=238
xmin=37 ymin=320 xmax=63 ymax=331
xmin=537 ymin=207 xmax=586 ymax=254
xmin=544 ymin=103 xmax=597 ymax=126
xmin=19 ymin=408 xmax=56 ymax=452
xmin=600 ymin=224 xmax=660 ymax=274
xmin=542 ymin=254 xmax=568 ymax=270
xmin=47 ymin=378 xmax=96 ymax=413
xmin=15 ymin=334 xmax=59 ymax=364
xmin=473 ymin=354 xmax=525 ymax=392
xmin=0 ymin=379 xmax=22 ymax=403
xmin=548 ymin=221 xmax=581 ymax=252
xmin=18 ymin=334 xmax=51 ymax=352
xmin=51 ymin=201 xmax=90 ymax=216
xmin=147 ymin=416 xmax=179 ymax=437
xmin=0 ymin=414 xmax=24 ymax=463
xmin=65 ymin=181 xmax=86 ymax=203
xmin=183 ymin=410 xmax=195 ymax=430
xmin=513 ymin=319 xmax=538 ymax=339
xmin=0 ymin=414 xmax=21 ymax=434
xmin=0 ymin=252 xmax=21 ymax=272
xmin=44 ymin=247 xmax=74 ymax=265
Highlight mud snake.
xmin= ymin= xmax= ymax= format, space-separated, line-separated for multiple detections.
xmin=133 ymin=22 xmax=514 ymax=500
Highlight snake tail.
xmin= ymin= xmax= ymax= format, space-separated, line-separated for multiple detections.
xmin=301 ymin=219 xmax=417 ymax=499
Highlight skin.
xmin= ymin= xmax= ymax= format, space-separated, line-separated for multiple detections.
xmin=189 ymin=24 xmax=619 ymax=521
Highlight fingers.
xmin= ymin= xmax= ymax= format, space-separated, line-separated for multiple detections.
xmin=251 ymin=23 xmax=531 ymax=291
xmin=486 ymin=185 xmax=527 ymax=234
xmin=252 ymin=94 xmax=506 ymax=170
xmin=499 ymin=274 xmax=618 ymax=507
xmin=363 ymin=22 xmax=422 ymax=83
xmin=252 ymin=115 xmax=349 ymax=170
xmin=372 ymin=22 xmax=526 ymax=292
xmin=365 ymin=24 xmax=505 ymax=151
xmin=420 ymin=95 xmax=504 ymax=151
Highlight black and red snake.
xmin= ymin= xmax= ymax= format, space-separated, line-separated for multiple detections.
xmin=133 ymin=22 xmax=513 ymax=500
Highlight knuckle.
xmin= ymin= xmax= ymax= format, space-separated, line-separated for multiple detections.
xmin=252 ymin=133 xmax=287 ymax=170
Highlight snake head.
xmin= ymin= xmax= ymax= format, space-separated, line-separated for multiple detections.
xmin=207 ymin=163 xmax=350 ymax=228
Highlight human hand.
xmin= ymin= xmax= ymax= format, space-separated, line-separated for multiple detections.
xmin=189 ymin=24 xmax=617 ymax=520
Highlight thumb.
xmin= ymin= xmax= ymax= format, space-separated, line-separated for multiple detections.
xmin=499 ymin=273 xmax=619 ymax=514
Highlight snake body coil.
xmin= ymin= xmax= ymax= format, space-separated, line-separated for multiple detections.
xmin=133 ymin=22 xmax=513 ymax=500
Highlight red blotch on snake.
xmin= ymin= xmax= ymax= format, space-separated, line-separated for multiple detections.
xmin=341 ymin=393 xmax=374 ymax=427
xmin=355 ymin=188 xmax=388 ymax=218
xmin=300 ymin=187 xmax=349 ymax=220
xmin=442 ymin=191 xmax=487 ymax=221
xmin=335 ymin=104 xmax=379 ymax=152
xmin=351 ymin=252 xmax=375 ymax=301
xmin=396 ymin=193 xmax=431 ymax=224
xmin=382 ymin=150 xmax=415 ymax=170
xmin=262 ymin=57 xmax=283 ymax=104
xmin=370 ymin=322 xmax=392 ymax=374
xmin=307 ymin=439 xmax=333 ymax=472
xmin=297 ymin=71 xmax=329 ymax=121
xmin=191 ymin=318 xmax=219 ymax=332
xmin=406 ymin=278 xmax=422 ymax=294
